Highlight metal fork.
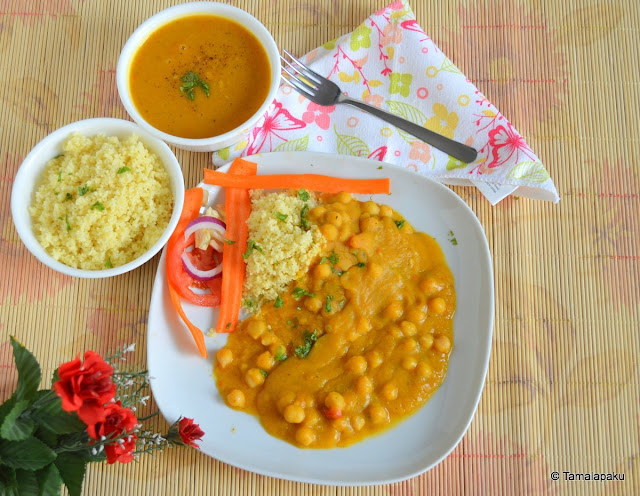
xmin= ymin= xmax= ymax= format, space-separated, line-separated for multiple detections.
xmin=281 ymin=49 xmax=477 ymax=163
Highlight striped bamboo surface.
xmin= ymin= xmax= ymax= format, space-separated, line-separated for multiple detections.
xmin=1 ymin=0 xmax=638 ymax=494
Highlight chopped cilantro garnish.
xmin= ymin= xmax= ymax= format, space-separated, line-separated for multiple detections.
xmin=224 ymin=238 xmax=236 ymax=245
xmin=91 ymin=201 xmax=105 ymax=211
xmin=394 ymin=220 xmax=405 ymax=229
xmin=448 ymin=230 xmax=458 ymax=246
xmin=292 ymin=287 xmax=315 ymax=299
xmin=274 ymin=211 xmax=288 ymax=222
xmin=325 ymin=295 xmax=334 ymax=313
xmin=64 ymin=215 xmax=71 ymax=232
xmin=243 ymin=299 xmax=255 ymax=308
xmin=294 ymin=330 xmax=319 ymax=359
xmin=242 ymin=239 xmax=264 ymax=259
xmin=225 ymin=323 xmax=231 ymax=330
xmin=57 ymin=171 xmax=62 ymax=183
xmin=320 ymin=251 xmax=339 ymax=265
xmin=180 ymin=71 xmax=210 ymax=100
xmin=54 ymin=154 xmax=64 ymax=159
xmin=356 ymin=262 xmax=366 ymax=268
xmin=64 ymin=193 xmax=73 ymax=202
xmin=287 ymin=319 xmax=298 ymax=328
xmin=117 ymin=166 xmax=130 ymax=174
xmin=105 ymin=258 xmax=113 ymax=268
xmin=274 ymin=296 xmax=284 ymax=308
xmin=377 ymin=165 xmax=383 ymax=169
xmin=78 ymin=184 xmax=89 ymax=196
xmin=300 ymin=204 xmax=310 ymax=229
xmin=298 ymin=189 xmax=310 ymax=202
xmin=274 ymin=347 xmax=288 ymax=362
xmin=260 ymin=369 xmax=268 ymax=377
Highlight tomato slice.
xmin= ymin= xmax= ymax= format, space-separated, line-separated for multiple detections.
xmin=166 ymin=188 xmax=221 ymax=307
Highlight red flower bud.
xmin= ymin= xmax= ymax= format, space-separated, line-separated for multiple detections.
xmin=178 ymin=417 xmax=204 ymax=448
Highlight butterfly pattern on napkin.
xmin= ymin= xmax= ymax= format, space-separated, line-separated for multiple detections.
xmin=212 ymin=0 xmax=559 ymax=203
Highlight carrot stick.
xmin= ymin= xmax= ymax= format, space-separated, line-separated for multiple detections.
xmin=216 ymin=158 xmax=257 ymax=333
xmin=203 ymin=169 xmax=390 ymax=195
xmin=168 ymin=285 xmax=208 ymax=358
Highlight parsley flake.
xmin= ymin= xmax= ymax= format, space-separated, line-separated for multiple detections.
xmin=64 ymin=193 xmax=73 ymax=202
xmin=292 ymin=287 xmax=315 ymax=299
xmin=91 ymin=201 xmax=105 ymax=211
xmin=448 ymin=230 xmax=458 ymax=246
xmin=117 ymin=166 xmax=130 ymax=175
xmin=260 ymin=369 xmax=268 ymax=378
xmin=64 ymin=215 xmax=71 ymax=232
xmin=274 ymin=296 xmax=284 ymax=308
xmin=300 ymin=204 xmax=310 ymax=229
xmin=57 ymin=171 xmax=62 ymax=183
xmin=242 ymin=239 xmax=264 ymax=259
xmin=274 ymin=347 xmax=288 ymax=362
xmin=294 ymin=330 xmax=319 ymax=359
xmin=325 ymin=295 xmax=334 ymax=313
xmin=394 ymin=220 xmax=405 ymax=229
xmin=224 ymin=238 xmax=236 ymax=245
xmin=274 ymin=211 xmax=288 ymax=222
xmin=356 ymin=262 xmax=366 ymax=268
xmin=105 ymin=258 xmax=113 ymax=268
xmin=298 ymin=189 xmax=310 ymax=202
xmin=78 ymin=184 xmax=89 ymax=196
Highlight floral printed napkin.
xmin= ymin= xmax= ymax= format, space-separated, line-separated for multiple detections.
xmin=212 ymin=0 xmax=559 ymax=204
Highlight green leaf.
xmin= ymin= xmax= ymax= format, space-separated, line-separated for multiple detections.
xmin=0 ymin=438 xmax=56 ymax=471
xmin=10 ymin=337 xmax=41 ymax=402
xmin=446 ymin=157 xmax=467 ymax=171
xmin=54 ymin=454 xmax=85 ymax=496
xmin=37 ymin=463 xmax=62 ymax=496
xmin=15 ymin=469 xmax=38 ymax=496
xmin=273 ymin=135 xmax=309 ymax=152
xmin=0 ymin=466 xmax=18 ymax=495
xmin=334 ymin=125 xmax=370 ymax=157
xmin=0 ymin=398 xmax=16 ymax=429
xmin=506 ymin=161 xmax=550 ymax=183
xmin=31 ymin=411 xmax=84 ymax=436
xmin=34 ymin=427 xmax=58 ymax=449
xmin=386 ymin=100 xmax=428 ymax=143
xmin=0 ymin=400 xmax=35 ymax=441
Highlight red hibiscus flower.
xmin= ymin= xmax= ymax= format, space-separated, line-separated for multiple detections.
xmin=178 ymin=417 xmax=204 ymax=448
xmin=86 ymin=401 xmax=138 ymax=464
xmin=54 ymin=351 xmax=116 ymax=425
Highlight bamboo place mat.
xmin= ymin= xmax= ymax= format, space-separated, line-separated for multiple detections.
xmin=1 ymin=0 xmax=639 ymax=495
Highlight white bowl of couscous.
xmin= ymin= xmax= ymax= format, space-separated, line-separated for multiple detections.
xmin=11 ymin=118 xmax=185 ymax=278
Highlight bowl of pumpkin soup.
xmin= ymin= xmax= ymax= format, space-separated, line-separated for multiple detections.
xmin=116 ymin=2 xmax=280 ymax=152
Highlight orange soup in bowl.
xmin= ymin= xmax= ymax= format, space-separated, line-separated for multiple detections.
xmin=128 ymin=15 xmax=271 ymax=139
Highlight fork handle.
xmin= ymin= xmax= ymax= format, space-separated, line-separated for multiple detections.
xmin=338 ymin=96 xmax=478 ymax=163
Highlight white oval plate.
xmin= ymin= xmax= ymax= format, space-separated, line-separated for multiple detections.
xmin=147 ymin=152 xmax=494 ymax=486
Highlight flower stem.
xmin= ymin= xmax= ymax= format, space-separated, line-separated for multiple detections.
xmin=137 ymin=411 xmax=160 ymax=422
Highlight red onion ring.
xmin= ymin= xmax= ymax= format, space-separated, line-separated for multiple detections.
xmin=181 ymin=252 xmax=223 ymax=282
xmin=184 ymin=216 xmax=226 ymax=241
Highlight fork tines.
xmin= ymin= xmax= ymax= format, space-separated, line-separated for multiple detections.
xmin=280 ymin=49 xmax=323 ymax=97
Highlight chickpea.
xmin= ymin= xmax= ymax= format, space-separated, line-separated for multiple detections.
xmin=406 ymin=307 xmax=427 ymax=324
xmin=402 ymin=356 xmax=418 ymax=371
xmin=284 ymin=404 xmax=306 ymax=424
xmin=295 ymin=392 xmax=315 ymax=409
xmin=325 ymin=392 xmax=346 ymax=411
xmin=304 ymin=296 xmax=323 ymax=313
xmin=368 ymin=262 xmax=384 ymax=279
xmin=400 ymin=320 xmax=418 ymax=337
xmin=366 ymin=350 xmax=384 ymax=369
xmin=356 ymin=376 xmax=373 ymax=396
xmin=420 ymin=277 xmax=443 ymax=296
xmin=369 ymin=405 xmax=390 ymax=424
xmin=401 ymin=338 xmax=418 ymax=353
xmin=216 ymin=348 xmax=233 ymax=368
xmin=320 ymin=223 xmax=339 ymax=241
xmin=419 ymin=334 xmax=435 ymax=349
xmin=270 ymin=342 xmax=286 ymax=357
xmin=381 ymin=382 xmax=398 ymax=401
xmin=256 ymin=351 xmax=275 ymax=371
xmin=416 ymin=361 xmax=434 ymax=378
xmin=247 ymin=320 xmax=267 ymax=340
xmin=260 ymin=332 xmax=277 ymax=347
xmin=309 ymin=206 xmax=326 ymax=219
xmin=362 ymin=201 xmax=380 ymax=215
xmin=388 ymin=325 xmax=403 ymax=339
xmin=226 ymin=389 xmax=246 ymax=408
xmin=380 ymin=205 xmax=393 ymax=217
xmin=384 ymin=301 xmax=404 ymax=321
xmin=335 ymin=192 xmax=352 ymax=204
xmin=245 ymin=368 xmax=266 ymax=388
xmin=277 ymin=391 xmax=296 ymax=413
xmin=296 ymin=426 xmax=316 ymax=446
xmin=333 ymin=417 xmax=351 ymax=432
xmin=357 ymin=317 xmax=371 ymax=335
xmin=332 ymin=203 xmax=348 ymax=212
xmin=434 ymin=335 xmax=452 ymax=354
xmin=352 ymin=414 xmax=366 ymax=431
xmin=314 ymin=263 xmax=332 ymax=279
xmin=325 ymin=211 xmax=343 ymax=227
xmin=429 ymin=297 xmax=447 ymax=315
xmin=342 ymin=391 xmax=358 ymax=413
xmin=346 ymin=355 xmax=367 ymax=374
xmin=359 ymin=216 xmax=381 ymax=232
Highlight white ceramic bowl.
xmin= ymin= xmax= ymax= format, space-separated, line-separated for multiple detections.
xmin=116 ymin=2 xmax=281 ymax=152
xmin=10 ymin=118 xmax=185 ymax=279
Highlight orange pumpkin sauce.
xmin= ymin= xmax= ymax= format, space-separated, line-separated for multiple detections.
xmin=215 ymin=195 xmax=455 ymax=449
xmin=129 ymin=15 xmax=271 ymax=139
